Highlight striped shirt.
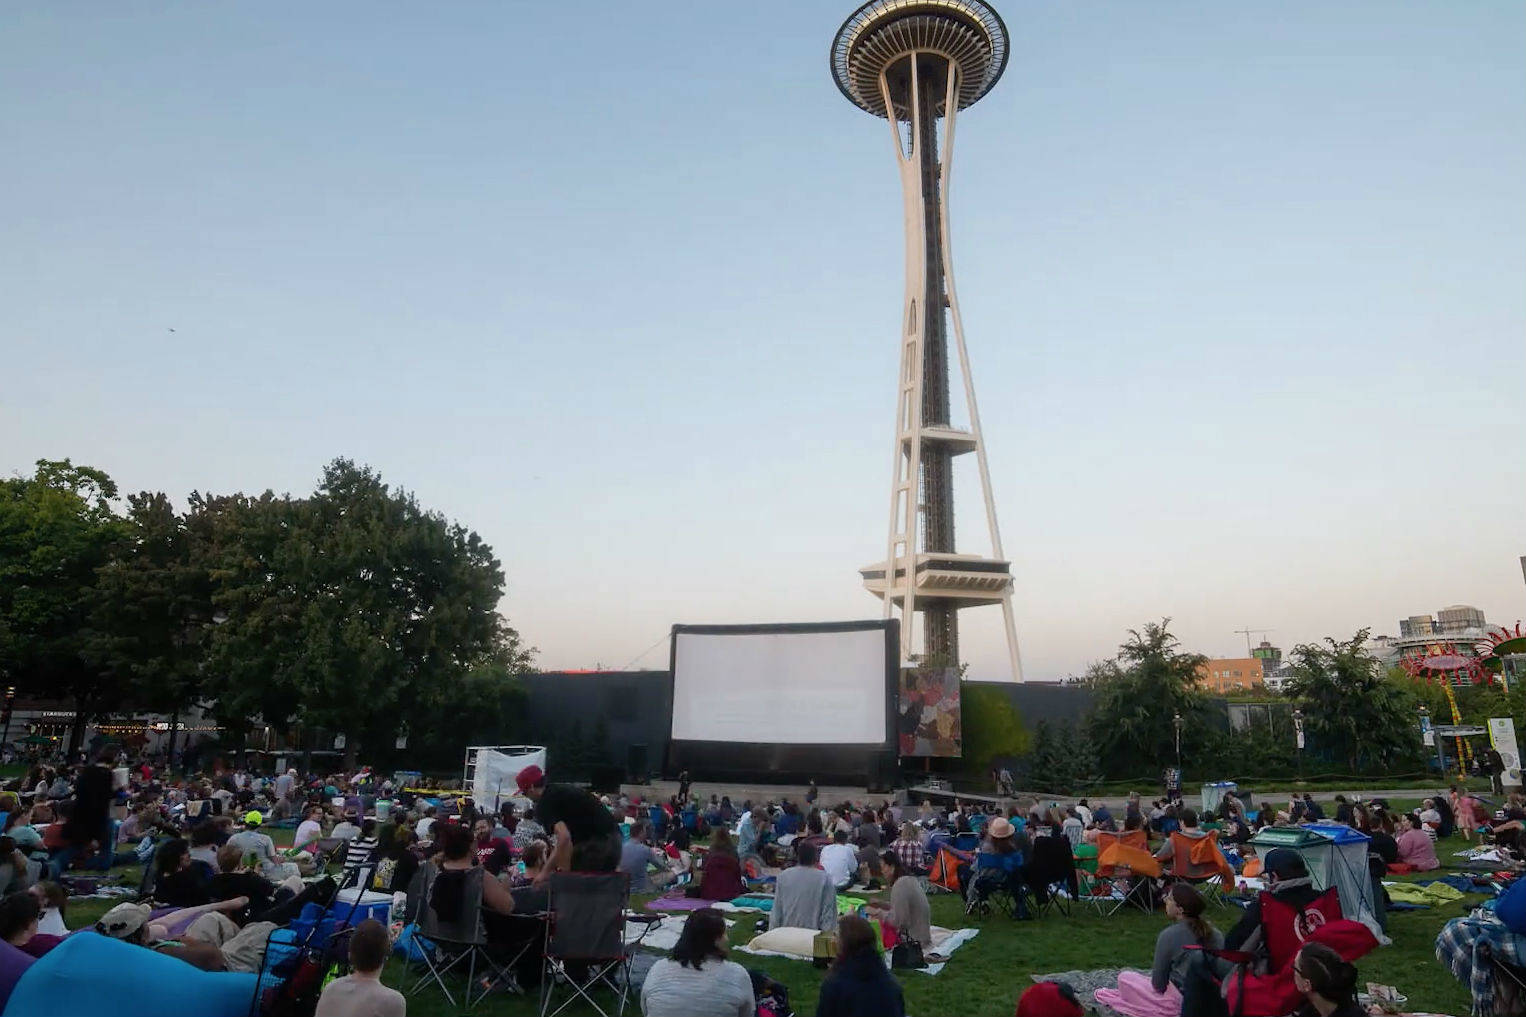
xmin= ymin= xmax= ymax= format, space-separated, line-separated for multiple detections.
xmin=344 ymin=836 xmax=378 ymax=871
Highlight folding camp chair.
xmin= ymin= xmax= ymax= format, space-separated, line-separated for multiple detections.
xmin=1164 ymin=831 xmax=1233 ymax=909
xmin=1080 ymin=830 xmax=1157 ymax=915
xmin=309 ymin=837 xmax=347 ymax=875
xmin=964 ymin=851 xmax=1029 ymax=920
xmin=540 ymin=871 xmax=659 ymax=1017
xmin=408 ymin=863 xmax=527 ymax=1009
xmin=1026 ymin=834 xmax=1078 ymax=918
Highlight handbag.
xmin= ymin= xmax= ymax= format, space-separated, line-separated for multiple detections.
xmin=890 ymin=932 xmax=926 ymax=969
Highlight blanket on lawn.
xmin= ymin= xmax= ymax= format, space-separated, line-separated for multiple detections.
xmin=737 ymin=925 xmax=978 ymax=976
xmin=1033 ymin=969 xmax=1123 ymax=1016
xmin=1386 ymin=881 xmax=1465 ymax=907
xmin=625 ymin=916 xmax=730 ymax=952
xmin=645 ymin=894 xmax=725 ymax=912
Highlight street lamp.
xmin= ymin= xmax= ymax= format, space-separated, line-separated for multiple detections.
xmin=1292 ymin=707 xmax=1305 ymax=779
xmin=1173 ymin=710 xmax=1183 ymax=771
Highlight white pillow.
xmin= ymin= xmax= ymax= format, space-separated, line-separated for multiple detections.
xmin=747 ymin=926 xmax=819 ymax=957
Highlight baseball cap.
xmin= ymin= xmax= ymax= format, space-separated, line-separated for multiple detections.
xmin=515 ymin=765 xmax=545 ymax=793
xmin=96 ymin=902 xmax=152 ymax=941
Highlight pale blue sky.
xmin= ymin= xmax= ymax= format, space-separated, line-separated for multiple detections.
xmin=4 ymin=2 xmax=1522 ymax=681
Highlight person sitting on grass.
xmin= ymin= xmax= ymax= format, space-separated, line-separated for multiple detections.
xmin=1291 ymin=941 xmax=1363 ymax=1017
xmin=0 ymin=891 xmax=63 ymax=958
xmin=293 ymin=806 xmax=325 ymax=854
xmin=815 ymin=914 xmax=904 ymax=1017
xmin=1095 ymin=884 xmax=1222 ymax=1016
xmin=892 ymin=822 xmax=928 ymax=876
xmin=154 ymin=838 xmax=212 ymax=907
xmin=697 ymin=828 xmax=745 ymax=903
xmin=313 ymin=918 xmax=405 ymax=1017
xmin=769 ymin=841 xmax=837 ymax=933
xmin=820 ymin=829 xmax=861 ymax=892
xmin=1395 ymin=812 xmax=1439 ymax=871
xmin=619 ymin=820 xmax=676 ymax=895
xmin=639 ymin=908 xmax=754 ymax=1017
xmin=868 ymin=849 xmax=932 ymax=952
xmin=29 ymin=881 xmax=67 ymax=936
xmin=1177 ymin=849 xmax=1325 ymax=1016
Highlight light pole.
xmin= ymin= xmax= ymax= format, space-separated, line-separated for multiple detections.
xmin=1293 ymin=707 xmax=1304 ymax=779
xmin=1173 ymin=710 xmax=1183 ymax=773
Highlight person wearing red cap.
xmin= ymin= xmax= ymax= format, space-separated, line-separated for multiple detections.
xmin=1015 ymin=980 xmax=1084 ymax=1017
xmin=516 ymin=764 xmax=622 ymax=886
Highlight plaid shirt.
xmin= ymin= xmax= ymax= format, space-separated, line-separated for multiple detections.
xmin=893 ymin=838 xmax=928 ymax=874
xmin=1435 ymin=915 xmax=1526 ymax=1017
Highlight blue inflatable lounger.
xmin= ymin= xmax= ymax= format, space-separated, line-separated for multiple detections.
xmin=2 ymin=932 xmax=265 ymax=1017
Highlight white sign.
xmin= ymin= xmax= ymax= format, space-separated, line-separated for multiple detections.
xmin=1490 ymin=718 xmax=1523 ymax=789
xmin=1420 ymin=715 xmax=1434 ymax=747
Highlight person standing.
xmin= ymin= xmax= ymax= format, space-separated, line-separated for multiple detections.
xmin=517 ymin=766 xmax=621 ymax=883
xmin=52 ymin=753 xmax=113 ymax=878
xmin=1487 ymin=747 xmax=1507 ymax=797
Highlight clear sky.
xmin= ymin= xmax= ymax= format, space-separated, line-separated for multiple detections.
xmin=4 ymin=2 xmax=1522 ymax=681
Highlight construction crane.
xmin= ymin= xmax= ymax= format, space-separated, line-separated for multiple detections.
xmin=1234 ymin=627 xmax=1274 ymax=655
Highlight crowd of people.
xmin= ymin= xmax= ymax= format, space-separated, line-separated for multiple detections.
xmin=2 ymin=748 xmax=1513 ymax=1016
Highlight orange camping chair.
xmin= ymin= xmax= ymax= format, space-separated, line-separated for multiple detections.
xmin=1165 ymin=830 xmax=1233 ymax=907
xmin=1083 ymin=830 xmax=1158 ymax=914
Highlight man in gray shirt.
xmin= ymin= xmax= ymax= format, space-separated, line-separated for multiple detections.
xmin=768 ymin=842 xmax=837 ymax=932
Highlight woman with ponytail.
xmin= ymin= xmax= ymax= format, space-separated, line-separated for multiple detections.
xmin=1292 ymin=941 xmax=1363 ymax=1016
xmin=1094 ymin=884 xmax=1223 ymax=1016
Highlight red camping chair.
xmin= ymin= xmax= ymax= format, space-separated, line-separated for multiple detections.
xmin=1203 ymin=888 xmax=1378 ymax=1017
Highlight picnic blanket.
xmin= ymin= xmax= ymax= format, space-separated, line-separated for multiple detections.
xmin=1033 ymin=968 xmax=1124 ymax=1015
xmin=625 ymin=916 xmax=727 ymax=953
xmin=1436 ymin=915 xmax=1526 ymax=1017
xmin=644 ymin=894 xmax=724 ymax=913
xmin=737 ymin=925 xmax=979 ymax=976
xmin=1387 ymin=881 xmax=1466 ymax=907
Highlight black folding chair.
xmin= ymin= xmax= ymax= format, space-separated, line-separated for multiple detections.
xmin=539 ymin=872 xmax=659 ymax=1017
xmin=408 ymin=863 xmax=525 ymax=1009
xmin=1027 ymin=834 xmax=1078 ymax=918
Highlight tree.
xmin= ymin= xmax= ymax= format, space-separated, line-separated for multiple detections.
xmin=204 ymin=460 xmax=532 ymax=766
xmin=960 ymin=684 xmax=1031 ymax=778
xmin=1084 ymin=619 xmax=1210 ymax=780
xmin=90 ymin=491 xmax=214 ymax=762
xmin=0 ymin=460 xmax=128 ymax=753
xmin=1285 ymin=630 xmax=1421 ymax=773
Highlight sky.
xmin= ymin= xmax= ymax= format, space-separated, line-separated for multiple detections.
xmin=3 ymin=2 xmax=1522 ymax=682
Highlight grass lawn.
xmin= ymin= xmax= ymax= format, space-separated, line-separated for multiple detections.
xmin=62 ymin=814 xmax=1480 ymax=1016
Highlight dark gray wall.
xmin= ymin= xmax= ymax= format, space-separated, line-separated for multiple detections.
xmin=524 ymin=672 xmax=1097 ymax=784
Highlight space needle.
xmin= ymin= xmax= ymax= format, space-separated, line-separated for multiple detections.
xmin=832 ymin=0 xmax=1024 ymax=681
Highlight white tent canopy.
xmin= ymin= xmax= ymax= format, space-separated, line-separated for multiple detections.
xmin=464 ymin=745 xmax=546 ymax=812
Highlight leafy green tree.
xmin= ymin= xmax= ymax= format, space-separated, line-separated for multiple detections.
xmin=1028 ymin=720 xmax=1065 ymax=792
xmin=1286 ymin=630 xmax=1422 ymax=773
xmin=960 ymin=684 xmax=1030 ymax=778
xmin=90 ymin=491 xmax=214 ymax=762
xmin=1084 ymin=619 xmax=1209 ymax=780
xmin=0 ymin=460 xmax=128 ymax=752
xmin=204 ymin=460 xmax=531 ymax=766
